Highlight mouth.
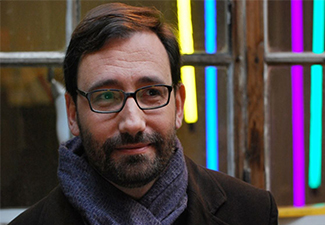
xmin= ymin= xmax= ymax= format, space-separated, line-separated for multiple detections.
xmin=115 ymin=143 xmax=152 ymax=155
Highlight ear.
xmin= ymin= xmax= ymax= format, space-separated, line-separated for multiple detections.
xmin=65 ymin=93 xmax=80 ymax=136
xmin=175 ymin=83 xmax=186 ymax=129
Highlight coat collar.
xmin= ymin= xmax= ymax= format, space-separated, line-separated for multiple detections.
xmin=185 ymin=156 xmax=230 ymax=225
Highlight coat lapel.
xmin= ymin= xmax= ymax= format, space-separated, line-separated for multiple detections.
xmin=185 ymin=157 xmax=230 ymax=225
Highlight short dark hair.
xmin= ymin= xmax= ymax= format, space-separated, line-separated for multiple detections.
xmin=64 ymin=3 xmax=181 ymax=101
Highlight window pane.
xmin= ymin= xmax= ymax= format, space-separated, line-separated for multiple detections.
xmin=267 ymin=0 xmax=315 ymax=52
xmin=176 ymin=66 xmax=229 ymax=173
xmin=1 ymin=67 xmax=64 ymax=207
xmin=1 ymin=1 xmax=66 ymax=51
xmin=268 ymin=66 xmax=325 ymax=206
xmin=80 ymin=0 xmax=228 ymax=53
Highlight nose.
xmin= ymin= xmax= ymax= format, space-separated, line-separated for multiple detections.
xmin=118 ymin=97 xmax=146 ymax=136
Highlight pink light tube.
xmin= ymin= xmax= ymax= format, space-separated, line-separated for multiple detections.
xmin=291 ymin=0 xmax=305 ymax=207
xmin=291 ymin=66 xmax=305 ymax=207
xmin=291 ymin=1 xmax=304 ymax=53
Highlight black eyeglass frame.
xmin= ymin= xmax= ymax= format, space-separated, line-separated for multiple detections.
xmin=76 ymin=84 xmax=173 ymax=114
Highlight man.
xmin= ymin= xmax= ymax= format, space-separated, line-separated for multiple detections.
xmin=10 ymin=3 xmax=278 ymax=225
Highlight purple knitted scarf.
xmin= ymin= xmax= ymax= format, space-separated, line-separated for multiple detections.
xmin=58 ymin=137 xmax=188 ymax=225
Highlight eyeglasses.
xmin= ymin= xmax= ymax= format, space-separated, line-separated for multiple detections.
xmin=76 ymin=84 xmax=173 ymax=113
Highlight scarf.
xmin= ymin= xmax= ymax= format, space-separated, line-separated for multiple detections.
xmin=57 ymin=136 xmax=188 ymax=225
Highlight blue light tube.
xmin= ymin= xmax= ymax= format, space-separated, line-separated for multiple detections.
xmin=204 ymin=0 xmax=218 ymax=170
xmin=206 ymin=67 xmax=218 ymax=170
xmin=205 ymin=0 xmax=217 ymax=53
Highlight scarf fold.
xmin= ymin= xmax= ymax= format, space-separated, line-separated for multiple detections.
xmin=58 ymin=137 xmax=188 ymax=225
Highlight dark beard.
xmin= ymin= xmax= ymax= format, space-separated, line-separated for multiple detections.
xmin=79 ymin=129 xmax=176 ymax=188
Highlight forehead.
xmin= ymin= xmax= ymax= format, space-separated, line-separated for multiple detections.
xmin=77 ymin=31 xmax=171 ymax=90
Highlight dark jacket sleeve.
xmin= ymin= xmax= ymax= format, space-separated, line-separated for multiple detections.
xmin=8 ymin=187 xmax=84 ymax=225
xmin=268 ymin=191 xmax=279 ymax=225
xmin=185 ymin=156 xmax=278 ymax=225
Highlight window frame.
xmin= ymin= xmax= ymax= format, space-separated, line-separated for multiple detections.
xmin=263 ymin=0 xmax=325 ymax=191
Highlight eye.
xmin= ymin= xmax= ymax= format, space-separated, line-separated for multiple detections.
xmin=146 ymin=88 xmax=161 ymax=97
xmin=100 ymin=91 xmax=114 ymax=100
xmin=138 ymin=86 xmax=166 ymax=102
xmin=91 ymin=90 xmax=121 ymax=104
xmin=135 ymin=86 xmax=170 ymax=109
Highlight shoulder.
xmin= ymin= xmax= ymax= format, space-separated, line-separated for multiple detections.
xmin=185 ymin=156 xmax=278 ymax=225
xmin=9 ymin=186 xmax=84 ymax=225
xmin=185 ymin=155 xmax=269 ymax=197
xmin=185 ymin=156 xmax=263 ymax=195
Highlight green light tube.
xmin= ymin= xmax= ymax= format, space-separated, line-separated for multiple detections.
xmin=312 ymin=0 xmax=324 ymax=54
xmin=308 ymin=0 xmax=324 ymax=189
xmin=309 ymin=65 xmax=323 ymax=189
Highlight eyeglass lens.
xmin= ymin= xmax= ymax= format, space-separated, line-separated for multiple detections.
xmin=89 ymin=85 xmax=170 ymax=112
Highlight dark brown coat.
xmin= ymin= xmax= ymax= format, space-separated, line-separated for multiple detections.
xmin=9 ymin=157 xmax=278 ymax=225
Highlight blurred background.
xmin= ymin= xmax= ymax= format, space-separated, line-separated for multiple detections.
xmin=1 ymin=0 xmax=324 ymax=224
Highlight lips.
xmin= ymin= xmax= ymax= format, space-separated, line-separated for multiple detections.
xmin=115 ymin=143 xmax=151 ymax=155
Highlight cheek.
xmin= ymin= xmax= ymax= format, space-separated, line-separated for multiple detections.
xmin=148 ymin=106 xmax=176 ymax=134
xmin=77 ymin=109 xmax=118 ymax=143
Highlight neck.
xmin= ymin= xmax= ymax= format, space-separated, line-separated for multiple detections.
xmin=110 ymin=179 xmax=157 ymax=200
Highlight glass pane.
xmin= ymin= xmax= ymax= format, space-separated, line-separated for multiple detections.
xmin=177 ymin=66 xmax=229 ymax=173
xmin=268 ymin=66 xmax=325 ymax=206
xmin=1 ymin=1 xmax=66 ymax=51
xmin=80 ymin=0 xmax=228 ymax=53
xmin=1 ymin=67 xmax=64 ymax=207
xmin=267 ymin=0 xmax=317 ymax=52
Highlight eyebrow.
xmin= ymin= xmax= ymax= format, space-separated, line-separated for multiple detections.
xmin=86 ymin=75 xmax=169 ymax=91
xmin=87 ymin=79 xmax=120 ymax=91
xmin=136 ymin=76 xmax=167 ymax=85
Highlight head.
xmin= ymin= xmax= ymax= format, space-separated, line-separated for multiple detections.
xmin=64 ymin=3 xmax=186 ymax=189
xmin=64 ymin=2 xmax=181 ymax=102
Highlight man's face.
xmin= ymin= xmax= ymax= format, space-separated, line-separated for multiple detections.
xmin=66 ymin=31 xmax=185 ymax=188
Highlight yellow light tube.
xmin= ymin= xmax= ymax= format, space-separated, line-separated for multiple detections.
xmin=181 ymin=66 xmax=198 ymax=123
xmin=177 ymin=0 xmax=198 ymax=123
xmin=177 ymin=0 xmax=194 ymax=54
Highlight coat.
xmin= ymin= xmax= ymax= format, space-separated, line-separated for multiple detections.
xmin=9 ymin=156 xmax=278 ymax=225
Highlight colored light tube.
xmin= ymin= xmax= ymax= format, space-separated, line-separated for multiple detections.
xmin=204 ymin=0 xmax=218 ymax=170
xmin=311 ymin=0 xmax=325 ymax=54
xmin=205 ymin=0 xmax=217 ymax=54
xmin=205 ymin=67 xmax=218 ymax=170
xmin=309 ymin=65 xmax=323 ymax=189
xmin=177 ymin=0 xmax=198 ymax=123
xmin=181 ymin=66 xmax=198 ymax=123
xmin=309 ymin=0 xmax=324 ymax=189
xmin=291 ymin=0 xmax=305 ymax=207
xmin=291 ymin=66 xmax=305 ymax=207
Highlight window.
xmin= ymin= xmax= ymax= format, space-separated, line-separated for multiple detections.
xmin=265 ymin=0 xmax=325 ymax=207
